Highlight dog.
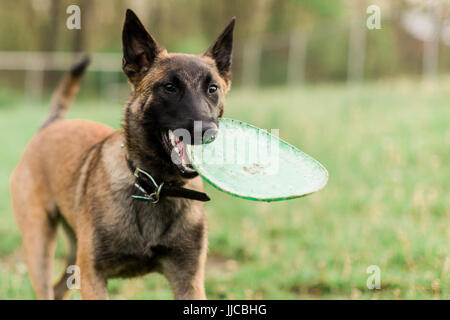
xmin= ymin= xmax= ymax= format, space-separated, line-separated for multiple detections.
xmin=10 ymin=9 xmax=235 ymax=300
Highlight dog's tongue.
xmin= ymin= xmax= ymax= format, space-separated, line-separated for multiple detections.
xmin=168 ymin=129 xmax=193 ymax=168
xmin=177 ymin=141 xmax=191 ymax=166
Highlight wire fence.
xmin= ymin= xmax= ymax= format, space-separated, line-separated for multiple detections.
xmin=0 ymin=14 xmax=448 ymax=104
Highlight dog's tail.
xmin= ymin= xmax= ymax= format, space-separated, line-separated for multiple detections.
xmin=40 ymin=55 xmax=91 ymax=130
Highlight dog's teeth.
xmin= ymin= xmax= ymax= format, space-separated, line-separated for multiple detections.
xmin=168 ymin=130 xmax=176 ymax=145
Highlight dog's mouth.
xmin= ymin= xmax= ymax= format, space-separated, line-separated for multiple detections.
xmin=161 ymin=129 xmax=197 ymax=178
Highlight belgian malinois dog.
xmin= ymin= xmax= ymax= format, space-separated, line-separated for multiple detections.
xmin=10 ymin=9 xmax=235 ymax=300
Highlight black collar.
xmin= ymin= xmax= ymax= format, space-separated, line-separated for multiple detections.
xmin=126 ymin=158 xmax=210 ymax=203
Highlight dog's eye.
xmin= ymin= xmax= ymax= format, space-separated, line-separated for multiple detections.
xmin=208 ymin=85 xmax=218 ymax=94
xmin=164 ymin=83 xmax=176 ymax=93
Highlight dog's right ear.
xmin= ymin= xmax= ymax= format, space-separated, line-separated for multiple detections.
xmin=122 ymin=9 xmax=162 ymax=84
xmin=203 ymin=17 xmax=235 ymax=86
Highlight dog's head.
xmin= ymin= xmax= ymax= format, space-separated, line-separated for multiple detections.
xmin=122 ymin=9 xmax=235 ymax=178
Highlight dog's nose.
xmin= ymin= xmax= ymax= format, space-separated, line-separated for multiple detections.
xmin=202 ymin=123 xmax=218 ymax=144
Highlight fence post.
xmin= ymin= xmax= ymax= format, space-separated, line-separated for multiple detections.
xmin=422 ymin=1 xmax=442 ymax=81
xmin=347 ymin=11 xmax=367 ymax=83
xmin=287 ymin=32 xmax=307 ymax=87
xmin=241 ymin=38 xmax=262 ymax=89
xmin=24 ymin=54 xmax=44 ymax=106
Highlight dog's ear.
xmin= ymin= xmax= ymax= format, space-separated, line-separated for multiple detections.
xmin=203 ymin=17 xmax=235 ymax=84
xmin=122 ymin=9 xmax=162 ymax=83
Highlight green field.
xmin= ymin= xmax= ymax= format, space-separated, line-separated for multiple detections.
xmin=0 ymin=81 xmax=449 ymax=299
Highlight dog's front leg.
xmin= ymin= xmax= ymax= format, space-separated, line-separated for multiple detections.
xmin=77 ymin=259 xmax=109 ymax=300
xmin=76 ymin=233 xmax=109 ymax=300
xmin=162 ymin=247 xmax=207 ymax=300
xmin=76 ymin=257 xmax=108 ymax=299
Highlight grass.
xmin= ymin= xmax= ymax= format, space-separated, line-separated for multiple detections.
xmin=0 ymin=80 xmax=449 ymax=299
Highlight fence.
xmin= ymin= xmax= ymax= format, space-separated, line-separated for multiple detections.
xmin=0 ymin=51 xmax=123 ymax=103
xmin=0 ymin=14 xmax=446 ymax=102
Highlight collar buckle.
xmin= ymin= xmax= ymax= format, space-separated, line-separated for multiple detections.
xmin=132 ymin=167 xmax=164 ymax=203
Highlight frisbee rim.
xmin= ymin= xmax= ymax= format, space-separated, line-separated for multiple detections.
xmin=188 ymin=118 xmax=329 ymax=202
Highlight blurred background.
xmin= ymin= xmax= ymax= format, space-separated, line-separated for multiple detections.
xmin=0 ymin=0 xmax=449 ymax=299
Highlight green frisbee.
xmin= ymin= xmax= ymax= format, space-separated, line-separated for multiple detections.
xmin=187 ymin=118 xmax=328 ymax=202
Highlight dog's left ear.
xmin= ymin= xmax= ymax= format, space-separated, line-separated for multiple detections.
xmin=122 ymin=9 xmax=162 ymax=84
xmin=203 ymin=17 xmax=236 ymax=85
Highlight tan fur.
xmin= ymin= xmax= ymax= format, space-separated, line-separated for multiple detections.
xmin=11 ymin=119 xmax=208 ymax=299
xmin=11 ymin=120 xmax=110 ymax=299
xmin=10 ymin=10 xmax=234 ymax=300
